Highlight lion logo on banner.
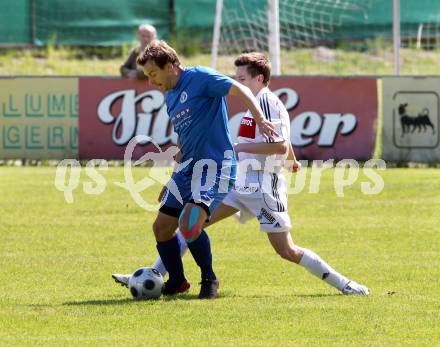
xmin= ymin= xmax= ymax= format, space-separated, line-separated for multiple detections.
xmin=398 ymin=103 xmax=436 ymax=136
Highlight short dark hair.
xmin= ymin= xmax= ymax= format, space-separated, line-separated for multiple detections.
xmin=137 ymin=40 xmax=181 ymax=69
xmin=234 ymin=52 xmax=271 ymax=85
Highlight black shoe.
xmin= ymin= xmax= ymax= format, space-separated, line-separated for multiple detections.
xmin=198 ymin=279 xmax=219 ymax=299
xmin=162 ymin=279 xmax=191 ymax=296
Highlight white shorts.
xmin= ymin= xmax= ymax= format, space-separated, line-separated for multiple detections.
xmin=222 ymin=171 xmax=291 ymax=233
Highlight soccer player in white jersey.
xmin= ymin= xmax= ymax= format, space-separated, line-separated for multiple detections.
xmin=114 ymin=52 xmax=369 ymax=295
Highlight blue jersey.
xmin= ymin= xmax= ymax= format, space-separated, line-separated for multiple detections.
xmin=166 ymin=66 xmax=236 ymax=172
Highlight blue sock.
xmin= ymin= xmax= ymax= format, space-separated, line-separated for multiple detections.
xmin=156 ymin=236 xmax=185 ymax=285
xmin=187 ymin=229 xmax=216 ymax=281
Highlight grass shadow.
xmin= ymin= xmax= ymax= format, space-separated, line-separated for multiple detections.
xmin=223 ymin=292 xmax=342 ymax=299
xmin=63 ymin=298 xmax=136 ymax=306
xmin=63 ymin=293 xmax=201 ymax=306
xmin=161 ymin=293 xmax=200 ymax=301
xmin=291 ymin=293 xmax=343 ymax=298
xmin=62 ymin=292 xmax=341 ymax=306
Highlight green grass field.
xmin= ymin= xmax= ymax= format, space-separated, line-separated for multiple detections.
xmin=1 ymin=166 xmax=439 ymax=346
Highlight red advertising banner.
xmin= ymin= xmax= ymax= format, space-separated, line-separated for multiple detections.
xmin=79 ymin=77 xmax=377 ymax=160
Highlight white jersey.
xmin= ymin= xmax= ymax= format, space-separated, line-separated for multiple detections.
xmin=223 ymin=87 xmax=292 ymax=233
xmin=237 ymin=87 xmax=291 ymax=173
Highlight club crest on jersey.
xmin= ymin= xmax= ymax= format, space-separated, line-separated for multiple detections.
xmin=238 ymin=116 xmax=256 ymax=139
xmin=180 ymin=91 xmax=188 ymax=103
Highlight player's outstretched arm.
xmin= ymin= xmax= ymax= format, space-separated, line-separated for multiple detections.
xmin=286 ymin=142 xmax=301 ymax=173
xmin=228 ymin=81 xmax=277 ymax=138
xmin=234 ymin=141 xmax=288 ymax=155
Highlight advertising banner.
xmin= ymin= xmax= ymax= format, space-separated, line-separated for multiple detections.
xmin=79 ymin=77 xmax=378 ymax=161
xmin=381 ymin=77 xmax=440 ymax=162
xmin=229 ymin=77 xmax=378 ymax=161
xmin=0 ymin=78 xmax=78 ymax=159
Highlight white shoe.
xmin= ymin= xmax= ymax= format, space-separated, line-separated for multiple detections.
xmin=232 ymin=211 xmax=242 ymax=222
xmin=341 ymin=281 xmax=370 ymax=295
xmin=112 ymin=274 xmax=131 ymax=288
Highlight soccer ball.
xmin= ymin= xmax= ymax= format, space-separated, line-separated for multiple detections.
xmin=128 ymin=267 xmax=164 ymax=300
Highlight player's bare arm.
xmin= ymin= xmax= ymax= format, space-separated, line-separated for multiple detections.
xmin=228 ymin=81 xmax=277 ymax=138
xmin=286 ymin=142 xmax=301 ymax=172
xmin=234 ymin=140 xmax=288 ymax=155
xmin=234 ymin=141 xmax=301 ymax=172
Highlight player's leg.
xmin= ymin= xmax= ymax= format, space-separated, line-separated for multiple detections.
xmin=148 ymin=167 xmax=238 ymax=296
xmin=151 ymin=230 xmax=187 ymax=276
xmin=178 ymin=202 xmax=207 ymax=243
xmin=112 ymin=201 xmax=239 ymax=289
xmin=205 ymin=188 xmax=254 ymax=228
xmin=266 ymin=231 xmax=303 ymax=263
xmin=152 ymin=211 xmax=190 ymax=294
xmin=249 ymin=172 xmax=370 ymax=296
xmin=112 ymin=211 xmax=187 ymax=291
xmin=178 ymin=202 xmax=221 ymax=298
xmin=153 ymin=169 xmax=196 ymax=294
xmin=267 ymin=231 xmax=369 ymax=295
xmin=295 ymin=242 xmax=369 ymax=295
xmin=150 ymin=201 xmax=239 ymax=277
xmin=113 ymin=228 xmax=187 ymax=285
xmin=204 ymin=202 xmax=239 ymax=227
xmin=113 ymin=171 xmax=190 ymax=291
xmin=178 ymin=167 xmax=237 ymax=299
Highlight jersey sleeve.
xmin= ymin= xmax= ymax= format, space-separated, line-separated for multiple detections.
xmin=196 ymin=67 xmax=233 ymax=98
xmin=259 ymin=93 xmax=290 ymax=143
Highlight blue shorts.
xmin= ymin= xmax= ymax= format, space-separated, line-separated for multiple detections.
xmin=159 ymin=163 xmax=236 ymax=219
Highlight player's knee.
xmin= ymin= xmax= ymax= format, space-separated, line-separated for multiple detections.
xmin=152 ymin=219 xmax=170 ymax=241
xmin=152 ymin=219 xmax=162 ymax=239
xmin=290 ymin=246 xmax=304 ymax=264
xmin=178 ymin=205 xmax=202 ymax=243
xmin=277 ymin=246 xmax=302 ymax=264
xmin=277 ymin=247 xmax=291 ymax=261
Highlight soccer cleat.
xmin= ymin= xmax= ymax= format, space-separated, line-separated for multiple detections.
xmin=112 ymin=274 xmax=131 ymax=288
xmin=198 ymin=279 xmax=219 ymax=299
xmin=341 ymin=281 xmax=370 ymax=296
xmin=162 ymin=279 xmax=191 ymax=296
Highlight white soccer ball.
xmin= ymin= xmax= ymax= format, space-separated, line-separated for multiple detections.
xmin=128 ymin=267 xmax=164 ymax=300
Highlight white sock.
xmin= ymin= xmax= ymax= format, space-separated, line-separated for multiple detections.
xmin=151 ymin=230 xmax=188 ymax=276
xmin=299 ymin=248 xmax=350 ymax=291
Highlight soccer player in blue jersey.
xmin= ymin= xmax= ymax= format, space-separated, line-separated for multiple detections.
xmin=113 ymin=40 xmax=275 ymax=299
xmin=115 ymin=51 xmax=369 ymax=297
